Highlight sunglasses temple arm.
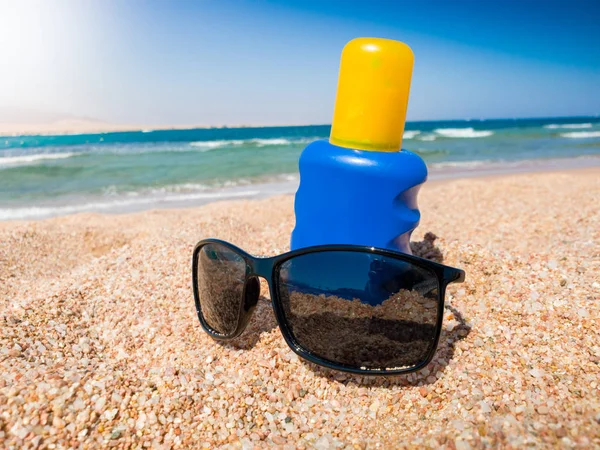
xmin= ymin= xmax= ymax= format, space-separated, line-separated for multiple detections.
xmin=445 ymin=268 xmax=466 ymax=284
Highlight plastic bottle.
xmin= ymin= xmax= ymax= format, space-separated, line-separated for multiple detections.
xmin=291 ymin=37 xmax=427 ymax=254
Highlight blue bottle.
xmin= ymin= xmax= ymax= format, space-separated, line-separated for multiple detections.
xmin=291 ymin=38 xmax=427 ymax=254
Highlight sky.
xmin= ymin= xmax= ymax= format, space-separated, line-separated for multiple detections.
xmin=0 ymin=0 xmax=599 ymax=126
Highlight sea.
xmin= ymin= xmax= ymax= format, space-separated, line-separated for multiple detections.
xmin=1 ymin=116 xmax=599 ymax=220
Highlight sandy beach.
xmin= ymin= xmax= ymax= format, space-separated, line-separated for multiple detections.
xmin=1 ymin=168 xmax=599 ymax=448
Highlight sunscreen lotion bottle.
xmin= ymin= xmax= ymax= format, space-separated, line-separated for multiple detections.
xmin=291 ymin=37 xmax=427 ymax=253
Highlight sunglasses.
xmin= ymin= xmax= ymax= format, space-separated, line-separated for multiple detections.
xmin=192 ymin=239 xmax=465 ymax=375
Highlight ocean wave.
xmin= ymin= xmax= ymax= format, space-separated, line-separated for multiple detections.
xmin=189 ymin=137 xmax=312 ymax=151
xmin=544 ymin=123 xmax=593 ymax=129
xmin=560 ymin=131 xmax=600 ymax=139
xmin=434 ymin=128 xmax=493 ymax=138
xmin=429 ymin=160 xmax=491 ymax=169
xmin=108 ymin=182 xmax=245 ymax=197
xmin=189 ymin=140 xmax=245 ymax=149
xmin=0 ymin=152 xmax=80 ymax=167
xmin=402 ymin=130 xmax=421 ymax=139
xmin=417 ymin=134 xmax=437 ymax=141
xmin=100 ymin=173 xmax=299 ymax=198
xmin=429 ymin=155 xmax=600 ymax=173
xmin=0 ymin=190 xmax=260 ymax=220
xmin=412 ymin=147 xmax=448 ymax=156
xmin=252 ymin=138 xmax=294 ymax=146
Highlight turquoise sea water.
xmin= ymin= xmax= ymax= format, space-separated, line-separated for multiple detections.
xmin=1 ymin=117 xmax=599 ymax=220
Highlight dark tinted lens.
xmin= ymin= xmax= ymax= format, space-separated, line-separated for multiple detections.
xmin=277 ymin=251 xmax=440 ymax=370
xmin=196 ymin=243 xmax=247 ymax=335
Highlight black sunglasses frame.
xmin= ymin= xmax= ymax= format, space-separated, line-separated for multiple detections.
xmin=192 ymin=238 xmax=465 ymax=375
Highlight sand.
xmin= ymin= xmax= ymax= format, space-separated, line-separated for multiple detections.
xmin=0 ymin=119 xmax=140 ymax=137
xmin=0 ymin=168 xmax=599 ymax=448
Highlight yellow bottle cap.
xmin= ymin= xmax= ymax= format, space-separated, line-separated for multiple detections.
xmin=330 ymin=38 xmax=414 ymax=152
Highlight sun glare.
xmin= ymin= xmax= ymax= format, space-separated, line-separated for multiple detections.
xmin=0 ymin=0 xmax=79 ymax=108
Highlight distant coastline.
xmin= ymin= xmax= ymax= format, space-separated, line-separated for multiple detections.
xmin=0 ymin=120 xmax=272 ymax=137
xmin=1 ymin=115 xmax=598 ymax=138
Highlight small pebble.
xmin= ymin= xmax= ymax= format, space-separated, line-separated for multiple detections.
xmin=537 ymin=406 xmax=549 ymax=415
xmin=577 ymin=308 xmax=589 ymax=318
xmin=479 ymin=401 xmax=492 ymax=414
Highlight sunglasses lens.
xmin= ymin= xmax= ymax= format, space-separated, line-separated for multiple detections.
xmin=196 ymin=243 xmax=247 ymax=336
xmin=277 ymin=251 xmax=440 ymax=370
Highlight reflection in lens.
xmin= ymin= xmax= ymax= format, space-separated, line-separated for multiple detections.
xmin=196 ymin=243 xmax=247 ymax=335
xmin=277 ymin=251 xmax=440 ymax=370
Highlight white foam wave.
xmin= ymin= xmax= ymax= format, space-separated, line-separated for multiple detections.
xmin=0 ymin=152 xmax=80 ymax=167
xmin=149 ymin=183 xmax=212 ymax=194
xmin=560 ymin=131 xmax=600 ymax=139
xmin=429 ymin=160 xmax=490 ymax=169
xmin=429 ymin=155 xmax=600 ymax=174
xmin=189 ymin=139 xmax=245 ymax=150
xmin=417 ymin=134 xmax=437 ymax=141
xmin=100 ymin=172 xmax=299 ymax=199
xmin=434 ymin=128 xmax=493 ymax=138
xmin=102 ymin=182 xmax=215 ymax=197
xmin=402 ymin=130 xmax=420 ymax=139
xmin=252 ymin=138 xmax=292 ymax=146
xmin=544 ymin=123 xmax=592 ymax=129
xmin=0 ymin=190 xmax=260 ymax=220
xmin=189 ymin=137 xmax=313 ymax=151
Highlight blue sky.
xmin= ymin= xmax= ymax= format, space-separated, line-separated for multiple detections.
xmin=1 ymin=0 xmax=599 ymax=125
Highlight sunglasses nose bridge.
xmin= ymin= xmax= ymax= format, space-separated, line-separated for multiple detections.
xmin=247 ymin=256 xmax=275 ymax=279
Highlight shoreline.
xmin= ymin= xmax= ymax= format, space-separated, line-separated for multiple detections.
xmin=1 ymin=155 xmax=599 ymax=221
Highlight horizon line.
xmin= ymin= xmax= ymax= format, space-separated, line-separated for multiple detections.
xmin=1 ymin=114 xmax=598 ymax=138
